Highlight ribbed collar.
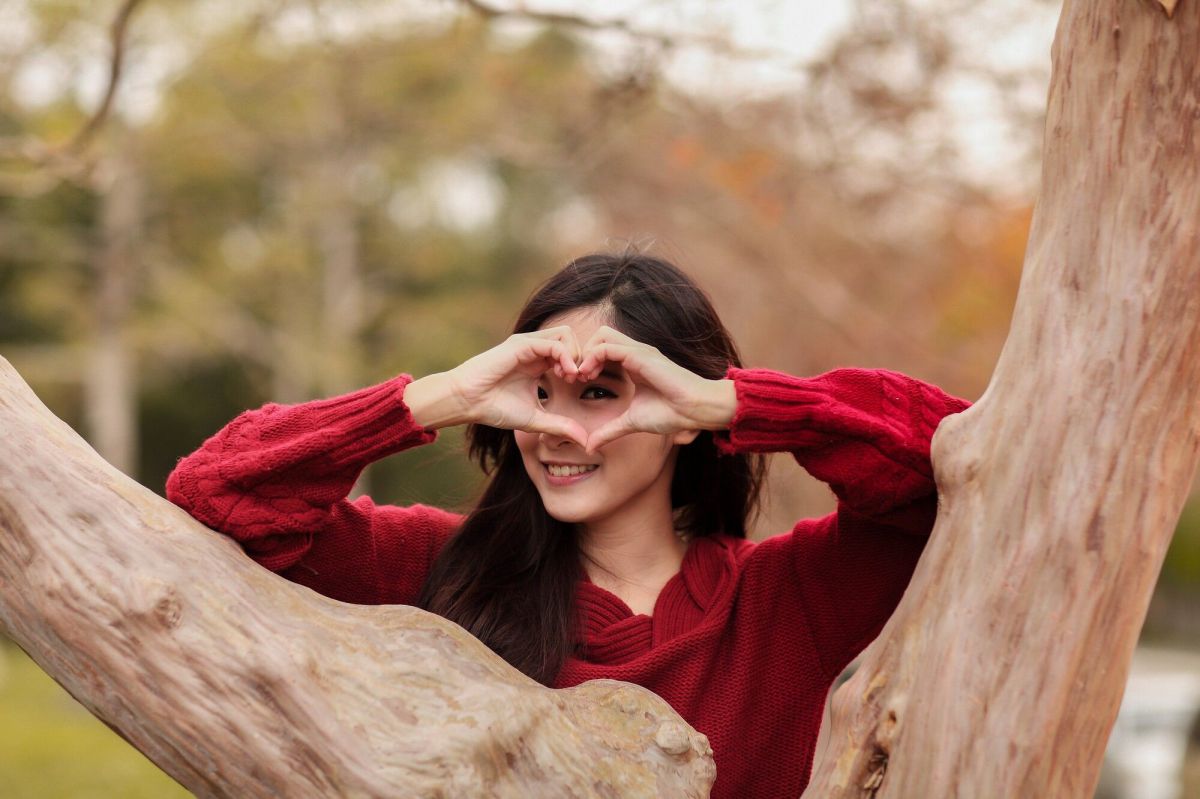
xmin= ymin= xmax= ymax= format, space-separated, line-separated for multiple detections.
xmin=573 ymin=533 xmax=745 ymax=665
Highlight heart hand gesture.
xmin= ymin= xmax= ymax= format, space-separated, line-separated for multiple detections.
xmin=444 ymin=327 xmax=591 ymax=447
xmin=413 ymin=325 xmax=736 ymax=453
xmin=573 ymin=326 xmax=736 ymax=453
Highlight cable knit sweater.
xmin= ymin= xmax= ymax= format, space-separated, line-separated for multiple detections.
xmin=165 ymin=366 xmax=970 ymax=798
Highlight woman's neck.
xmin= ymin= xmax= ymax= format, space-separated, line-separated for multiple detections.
xmin=579 ymin=507 xmax=689 ymax=593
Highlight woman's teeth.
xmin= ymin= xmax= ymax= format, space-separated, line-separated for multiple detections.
xmin=546 ymin=464 xmax=599 ymax=477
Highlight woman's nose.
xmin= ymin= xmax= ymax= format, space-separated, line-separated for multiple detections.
xmin=539 ymin=410 xmax=592 ymax=442
xmin=541 ymin=415 xmax=590 ymax=442
xmin=543 ymin=432 xmax=583 ymax=450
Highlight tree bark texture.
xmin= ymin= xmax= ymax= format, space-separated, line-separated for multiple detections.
xmin=0 ymin=355 xmax=715 ymax=797
xmin=805 ymin=2 xmax=1199 ymax=797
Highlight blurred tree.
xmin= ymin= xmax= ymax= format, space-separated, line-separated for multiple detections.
xmin=1 ymin=0 xmax=1057 ymax=512
xmin=86 ymin=143 xmax=142 ymax=475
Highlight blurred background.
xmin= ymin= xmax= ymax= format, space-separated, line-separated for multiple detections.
xmin=0 ymin=0 xmax=1196 ymax=796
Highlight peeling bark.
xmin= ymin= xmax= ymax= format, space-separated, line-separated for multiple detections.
xmin=0 ymin=355 xmax=715 ymax=797
xmin=805 ymin=2 xmax=1200 ymax=797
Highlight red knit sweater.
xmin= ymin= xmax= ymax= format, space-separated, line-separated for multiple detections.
xmin=165 ymin=366 xmax=969 ymax=798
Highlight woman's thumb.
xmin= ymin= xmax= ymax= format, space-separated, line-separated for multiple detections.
xmin=585 ymin=417 xmax=632 ymax=455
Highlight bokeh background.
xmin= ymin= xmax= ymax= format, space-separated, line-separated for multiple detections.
xmin=0 ymin=1 xmax=1197 ymax=797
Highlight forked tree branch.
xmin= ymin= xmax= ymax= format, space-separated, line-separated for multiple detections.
xmin=67 ymin=0 xmax=148 ymax=152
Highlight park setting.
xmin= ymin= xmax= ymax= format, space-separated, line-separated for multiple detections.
xmin=1 ymin=0 xmax=1198 ymax=796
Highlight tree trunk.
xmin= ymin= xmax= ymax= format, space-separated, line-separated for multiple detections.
xmin=0 ymin=355 xmax=715 ymax=797
xmin=85 ymin=145 xmax=142 ymax=477
xmin=805 ymin=2 xmax=1200 ymax=797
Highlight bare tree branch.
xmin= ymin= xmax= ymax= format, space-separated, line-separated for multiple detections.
xmin=0 ymin=0 xmax=148 ymax=191
xmin=454 ymin=0 xmax=819 ymax=72
xmin=457 ymin=0 xmax=674 ymax=47
xmin=67 ymin=0 xmax=149 ymax=152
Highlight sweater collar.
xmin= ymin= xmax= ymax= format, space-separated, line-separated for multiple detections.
xmin=574 ymin=534 xmax=743 ymax=662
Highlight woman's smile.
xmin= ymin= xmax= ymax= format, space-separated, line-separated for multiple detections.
xmin=543 ymin=461 xmax=601 ymax=485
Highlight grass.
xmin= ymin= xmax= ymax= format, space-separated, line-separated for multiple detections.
xmin=0 ymin=643 xmax=191 ymax=799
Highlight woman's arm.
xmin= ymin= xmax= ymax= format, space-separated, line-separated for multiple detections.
xmin=166 ymin=326 xmax=595 ymax=606
xmin=714 ymin=367 xmax=971 ymax=677
xmin=714 ymin=367 xmax=970 ymax=528
xmin=515 ymin=331 xmax=964 ymax=676
xmin=166 ymin=373 xmax=461 ymax=605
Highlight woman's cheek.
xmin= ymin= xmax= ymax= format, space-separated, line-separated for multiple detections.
xmin=585 ymin=401 xmax=625 ymax=429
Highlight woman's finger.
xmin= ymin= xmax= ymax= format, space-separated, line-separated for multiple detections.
xmin=584 ymin=414 xmax=635 ymax=454
xmin=522 ymin=326 xmax=582 ymax=364
xmin=577 ymin=341 xmax=648 ymax=383
xmin=527 ymin=410 xmax=589 ymax=449
xmin=516 ymin=338 xmax=579 ymax=378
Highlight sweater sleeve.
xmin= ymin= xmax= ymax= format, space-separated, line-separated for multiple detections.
xmin=714 ymin=367 xmax=971 ymax=678
xmin=165 ymin=373 xmax=463 ymax=606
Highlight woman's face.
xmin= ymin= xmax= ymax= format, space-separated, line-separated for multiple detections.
xmin=513 ymin=307 xmax=684 ymax=530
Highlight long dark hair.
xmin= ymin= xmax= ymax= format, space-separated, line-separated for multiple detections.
xmin=415 ymin=250 xmax=767 ymax=685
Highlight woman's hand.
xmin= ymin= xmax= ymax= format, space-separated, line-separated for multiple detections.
xmin=574 ymin=326 xmax=736 ymax=453
xmin=438 ymin=327 xmax=590 ymax=447
xmin=408 ymin=324 xmax=736 ymax=452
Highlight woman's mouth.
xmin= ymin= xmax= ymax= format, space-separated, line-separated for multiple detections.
xmin=543 ymin=463 xmax=600 ymax=486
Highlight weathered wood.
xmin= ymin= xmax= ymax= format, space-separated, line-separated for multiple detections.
xmin=0 ymin=354 xmax=714 ymax=798
xmin=805 ymin=1 xmax=1200 ymax=796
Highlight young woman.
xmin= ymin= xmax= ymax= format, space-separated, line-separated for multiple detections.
xmin=166 ymin=251 xmax=970 ymax=798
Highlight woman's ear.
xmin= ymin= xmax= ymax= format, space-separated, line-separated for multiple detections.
xmin=670 ymin=429 xmax=701 ymax=446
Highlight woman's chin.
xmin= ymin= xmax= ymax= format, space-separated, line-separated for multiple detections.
xmin=546 ymin=508 xmax=590 ymax=525
xmin=541 ymin=499 xmax=599 ymax=525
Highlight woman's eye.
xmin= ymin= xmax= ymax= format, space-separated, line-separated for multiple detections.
xmin=537 ymin=387 xmax=548 ymax=401
xmin=582 ymin=386 xmax=616 ymax=400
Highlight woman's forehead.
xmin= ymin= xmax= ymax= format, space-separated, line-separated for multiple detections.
xmin=540 ymin=306 xmax=613 ymax=339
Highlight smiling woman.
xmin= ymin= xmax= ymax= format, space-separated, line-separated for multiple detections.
xmin=520 ymin=312 xmax=705 ymax=542
xmin=165 ymin=249 xmax=970 ymax=798
xmin=407 ymin=254 xmax=758 ymax=685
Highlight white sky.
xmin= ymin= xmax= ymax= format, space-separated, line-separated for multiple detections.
xmin=503 ymin=0 xmax=855 ymax=96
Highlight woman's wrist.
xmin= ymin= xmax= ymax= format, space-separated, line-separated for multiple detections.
xmin=405 ymin=371 xmax=472 ymax=430
xmin=691 ymin=378 xmax=737 ymax=430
